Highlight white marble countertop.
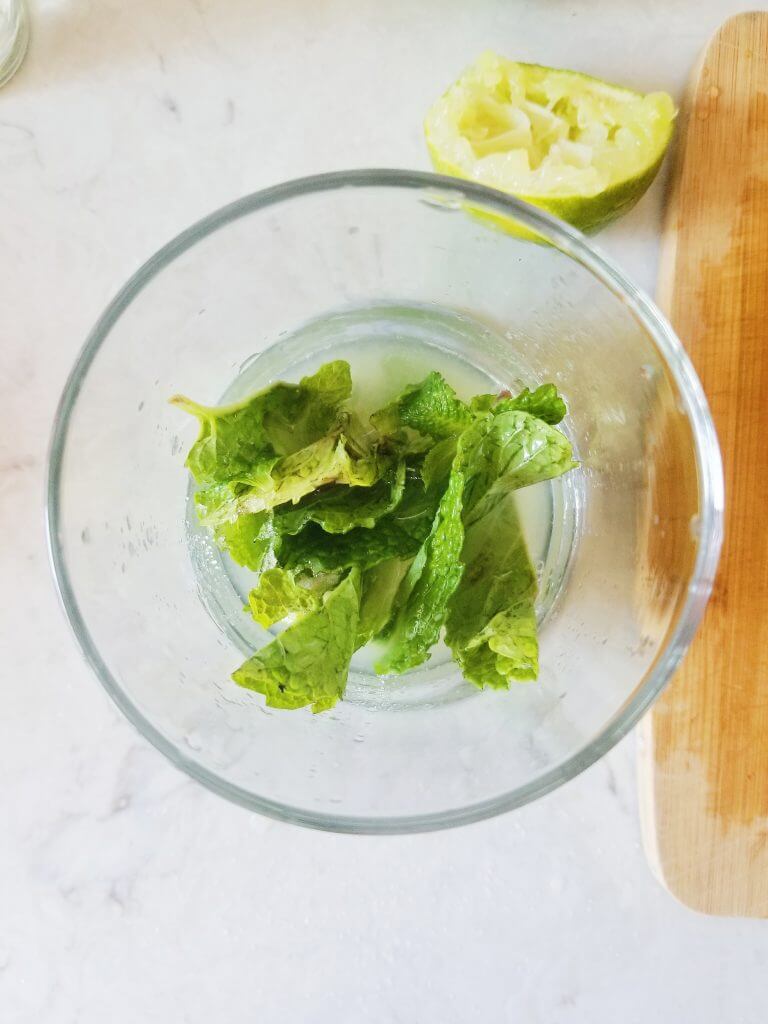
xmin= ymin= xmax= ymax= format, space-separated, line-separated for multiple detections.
xmin=2 ymin=1 xmax=766 ymax=1020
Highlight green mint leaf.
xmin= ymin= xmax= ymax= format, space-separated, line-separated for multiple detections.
xmin=421 ymin=436 xmax=457 ymax=490
xmin=375 ymin=464 xmax=465 ymax=674
xmin=204 ymin=433 xmax=384 ymax=526
xmin=170 ymin=360 xmax=352 ymax=485
xmin=277 ymin=516 xmax=423 ymax=574
xmin=495 ymin=384 xmax=568 ymax=425
xmin=468 ymin=394 xmax=497 ymax=415
xmin=371 ymin=371 xmax=472 ymax=443
xmin=216 ymin=513 xmax=276 ymax=572
xmin=446 ymin=495 xmax=538 ymax=688
xmin=194 ymin=486 xmax=276 ymax=571
xmin=356 ymin=558 xmax=412 ymax=647
xmin=246 ymin=567 xmax=321 ymax=627
xmin=232 ymin=569 xmax=361 ymax=713
xmin=373 ymin=404 xmax=574 ymax=677
xmin=461 ymin=409 xmax=577 ymax=518
xmin=277 ymin=471 xmax=439 ymax=574
xmin=275 ymin=460 xmax=406 ymax=536
xmin=470 ymin=384 xmax=567 ymax=425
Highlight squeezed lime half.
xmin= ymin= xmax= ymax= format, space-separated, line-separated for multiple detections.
xmin=425 ymin=52 xmax=675 ymax=233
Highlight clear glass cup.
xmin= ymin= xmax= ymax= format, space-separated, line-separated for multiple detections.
xmin=0 ymin=0 xmax=28 ymax=88
xmin=47 ymin=170 xmax=723 ymax=833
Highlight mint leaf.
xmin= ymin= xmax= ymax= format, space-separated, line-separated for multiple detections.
xmin=277 ymin=471 xmax=439 ymax=574
xmin=203 ymin=433 xmax=384 ymax=526
xmin=216 ymin=513 xmax=275 ymax=572
xmin=232 ymin=569 xmax=361 ymax=713
xmin=357 ymin=558 xmax=411 ymax=647
xmin=468 ymin=394 xmax=497 ymax=415
xmin=421 ymin=436 xmax=457 ymax=490
xmin=246 ymin=567 xmax=321 ymax=627
xmin=446 ymin=495 xmax=538 ymax=687
xmin=374 ymin=404 xmax=573 ymax=677
xmin=275 ymin=460 xmax=405 ymax=536
xmin=371 ymin=371 xmax=472 ymax=443
xmin=440 ymin=406 xmax=573 ymax=687
xmin=277 ymin=515 xmax=424 ymax=573
xmin=170 ymin=360 xmax=352 ymax=485
xmin=470 ymin=384 xmax=567 ymax=425
xmin=194 ymin=486 xmax=276 ymax=571
xmin=375 ymin=465 xmax=465 ymax=674
xmin=461 ymin=409 xmax=576 ymax=518
xmin=495 ymin=384 xmax=567 ymax=425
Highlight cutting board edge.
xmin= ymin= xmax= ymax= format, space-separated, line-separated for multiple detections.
xmin=638 ymin=717 xmax=715 ymax=916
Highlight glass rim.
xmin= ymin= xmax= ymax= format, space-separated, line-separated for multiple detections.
xmin=45 ymin=168 xmax=724 ymax=834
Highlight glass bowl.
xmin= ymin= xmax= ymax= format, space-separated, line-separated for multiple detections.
xmin=47 ymin=170 xmax=723 ymax=833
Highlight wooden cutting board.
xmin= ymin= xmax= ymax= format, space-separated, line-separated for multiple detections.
xmin=639 ymin=12 xmax=768 ymax=917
